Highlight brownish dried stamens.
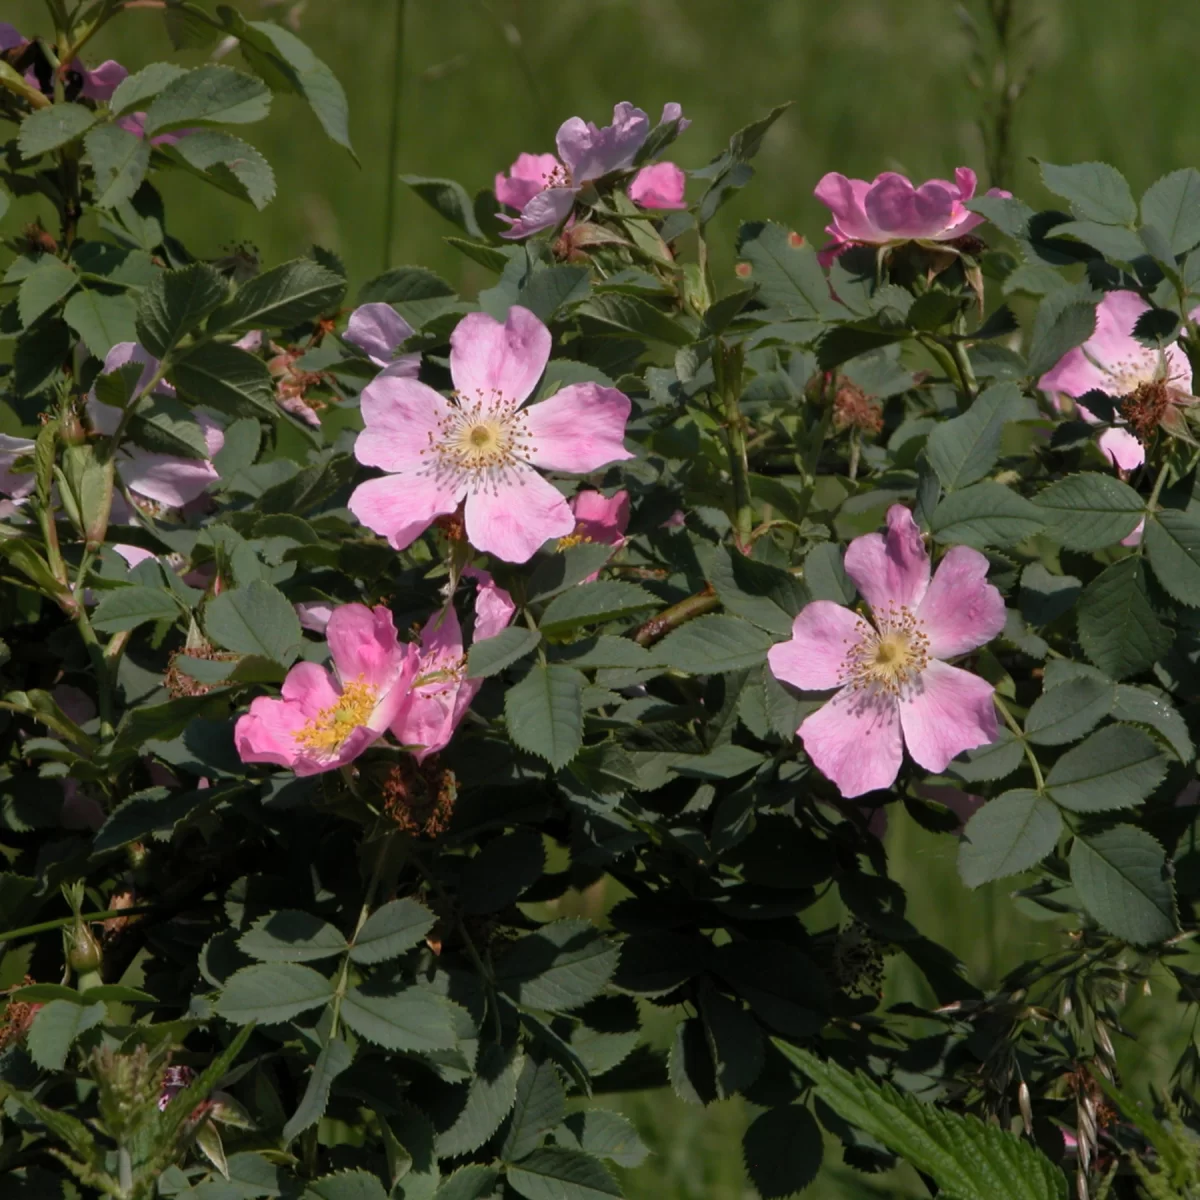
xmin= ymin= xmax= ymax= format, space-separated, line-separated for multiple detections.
xmin=833 ymin=378 xmax=884 ymax=434
xmin=1120 ymin=377 xmax=1172 ymax=442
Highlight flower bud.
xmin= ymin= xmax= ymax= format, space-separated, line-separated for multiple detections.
xmin=67 ymin=920 xmax=103 ymax=974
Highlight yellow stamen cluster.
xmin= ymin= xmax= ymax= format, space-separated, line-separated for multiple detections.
xmin=420 ymin=390 xmax=534 ymax=493
xmin=842 ymin=604 xmax=931 ymax=696
xmin=556 ymin=531 xmax=595 ymax=551
xmin=294 ymin=678 xmax=378 ymax=752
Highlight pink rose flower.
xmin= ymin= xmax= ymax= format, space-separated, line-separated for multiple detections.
xmin=768 ymin=506 xmax=1006 ymax=798
xmin=392 ymin=567 xmax=516 ymax=761
xmin=815 ymin=168 xmax=1008 ymax=263
xmin=234 ymin=604 xmax=420 ymax=776
xmin=627 ymin=161 xmax=687 ymax=210
xmin=344 ymin=302 xmax=421 ymax=380
xmin=349 ymin=306 xmax=632 ymax=563
xmin=495 ymin=152 xmax=563 ymax=212
xmin=1039 ymin=290 xmax=1199 ymax=473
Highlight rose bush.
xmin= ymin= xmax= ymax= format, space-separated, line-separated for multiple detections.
xmin=2 ymin=4 xmax=1200 ymax=1200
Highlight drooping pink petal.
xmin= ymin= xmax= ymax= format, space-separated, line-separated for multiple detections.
xmin=0 ymin=433 xmax=36 ymax=500
xmin=0 ymin=24 xmax=26 ymax=52
xmin=629 ymin=162 xmax=686 ymax=209
xmin=814 ymin=173 xmax=885 ymax=243
xmin=898 ymin=659 xmax=997 ymax=773
xmin=463 ymin=464 xmax=575 ymax=563
xmin=345 ymin=303 xmax=420 ymax=379
xmin=1098 ymin=426 xmax=1145 ymax=471
xmin=916 ymin=546 xmax=1006 ymax=659
xmin=356 ymin=376 xmax=453 ymax=472
xmin=799 ymin=687 xmax=904 ymax=798
xmin=843 ymin=505 xmax=930 ymax=614
xmin=522 ymin=383 xmax=633 ymax=472
xmin=79 ymin=59 xmax=127 ymax=102
xmin=327 ymin=604 xmax=401 ymax=694
xmin=570 ymin=489 xmax=630 ymax=545
xmin=296 ymin=601 xmax=334 ymax=633
xmin=498 ymin=186 xmax=579 ymax=240
xmin=463 ymin=566 xmax=517 ymax=641
xmin=450 ymin=307 xmax=551 ymax=406
xmin=953 ymin=167 xmax=978 ymax=201
xmin=495 ymin=152 xmax=563 ymax=210
xmin=768 ymin=602 xmax=871 ymax=691
xmin=113 ymin=544 xmax=156 ymax=569
xmin=348 ymin=472 xmax=464 ymax=551
xmin=659 ymin=101 xmax=691 ymax=132
xmin=119 ymin=448 xmax=219 ymax=507
xmin=555 ymin=102 xmax=650 ymax=182
xmin=864 ymin=173 xmax=960 ymax=240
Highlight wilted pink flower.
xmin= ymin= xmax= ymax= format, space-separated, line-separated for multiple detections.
xmin=344 ymin=303 xmax=421 ymax=380
xmin=496 ymin=102 xmax=689 ymax=239
xmin=349 ymin=306 xmax=632 ymax=563
xmin=0 ymin=24 xmax=125 ymax=101
xmin=0 ymin=433 xmax=36 ymax=501
xmin=235 ymin=604 xmax=420 ymax=776
xmin=768 ymin=506 xmax=1005 ymax=798
xmin=1039 ymin=290 xmax=1198 ymax=473
xmin=392 ymin=568 xmax=515 ymax=761
xmin=627 ymin=162 xmax=687 ymax=210
xmin=89 ymin=343 xmax=224 ymax=508
xmin=815 ymin=168 xmax=1007 ymax=263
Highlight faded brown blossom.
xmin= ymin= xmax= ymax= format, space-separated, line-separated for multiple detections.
xmin=833 ymin=378 xmax=884 ymax=434
xmin=1120 ymin=376 xmax=1198 ymax=444
xmin=0 ymin=977 xmax=41 ymax=1050
xmin=382 ymin=759 xmax=457 ymax=838
xmin=165 ymin=645 xmax=239 ymax=698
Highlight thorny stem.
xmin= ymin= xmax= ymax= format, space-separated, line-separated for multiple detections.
xmin=993 ymin=693 xmax=1044 ymax=791
xmin=0 ymin=905 xmax=154 ymax=942
xmin=633 ymin=584 xmax=718 ymax=647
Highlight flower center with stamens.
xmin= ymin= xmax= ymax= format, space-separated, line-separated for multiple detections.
xmin=842 ymin=605 xmax=931 ymax=696
xmin=294 ymin=678 xmax=378 ymax=752
xmin=1120 ymin=378 xmax=1173 ymax=441
xmin=422 ymin=393 xmax=535 ymax=488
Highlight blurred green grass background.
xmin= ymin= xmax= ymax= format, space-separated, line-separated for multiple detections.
xmin=7 ymin=0 xmax=1200 ymax=1193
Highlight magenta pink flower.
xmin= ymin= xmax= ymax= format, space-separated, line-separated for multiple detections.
xmin=344 ymin=302 xmax=420 ymax=380
xmin=815 ymin=168 xmax=1008 ymax=262
xmin=768 ymin=506 xmax=1005 ymax=798
xmin=495 ymin=153 xmax=563 ymax=212
xmin=627 ymin=162 xmax=686 ymax=210
xmin=349 ymin=306 xmax=632 ymax=563
xmin=566 ymin=489 xmax=630 ymax=547
xmin=235 ymin=604 xmax=420 ymax=776
xmin=392 ymin=567 xmax=515 ymax=761
xmin=1039 ymin=290 xmax=1198 ymax=473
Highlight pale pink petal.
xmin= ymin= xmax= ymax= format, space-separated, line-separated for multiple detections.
xmin=843 ymin=505 xmax=930 ymax=614
xmin=570 ymin=489 xmax=630 ymax=544
xmin=296 ymin=602 xmax=334 ymax=633
xmin=555 ymin=102 xmax=649 ymax=182
xmin=497 ymin=186 xmax=579 ymax=240
xmin=659 ymin=102 xmax=690 ymax=132
xmin=814 ymin=173 xmax=885 ymax=242
xmin=799 ymin=687 xmax=904 ymax=798
xmin=768 ymin=601 xmax=871 ymax=691
xmin=1040 ymin=291 xmax=1146 ymax=398
xmin=80 ymin=60 xmax=127 ymax=102
xmin=463 ymin=464 xmax=574 ymax=563
xmin=628 ymin=162 xmax=686 ymax=209
xmin=0 ymin=433 xmax=36 ymax=500
xmin=280 ymin=661 xmax=342 ymax=715
xmin=1098 ymin=426 xmax=1145 ymax=471
xmin=953 ymin=167 xmax=978 ymax=201
xmin=450 ymin=307 xmax=551 ymax=406
xmin=1165 ymin=341 xmax=1194 ymax=394
xmin=393 ymin=688 xmax=462 ymax=761
xmin=233 ymin=329 xmax=263 ymax=351
xmin=356 ymin=376 xmax=453 ymax=472
xmin=916 ymin=546 xmax=1006 ymax=658
xmin=521 ymin=383 xmax=632 ymax=472
xmin=114 ymin=544 xmax=156 ymax=569
xmin=235 ymin=659 xmax=338 ymax=771
xmin=348 ymin=472 xmax=464 ymax=551
xmin=120 ymin=447 xmax=219 ymax=507
xmin=327 ymin=604 xmax=399 ymax=691
xmin=87 ymin=343 xmax=166 ymax=429
xmin=345 ymin=302 xmax=419 ymax=379
xmin=864 ymin=173 xmax=959 ymax=240
xmin=1121 ymin=518 xmax=1145 ymax=548
xmin=495 ymin=152 xmax=562 ymax=210
xmin=898 ymin=660 xmax=998 ymax=773
xmin=463 ymin=566 xmax=517 ymax=641
xmin=198 ymin=412 xmax=224 ymax=458
xmin=418 ymin=603 xmax=465 ymax=663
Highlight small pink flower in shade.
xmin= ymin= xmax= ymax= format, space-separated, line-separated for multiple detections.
xmin=88 ymin=343 xmax=224 ymax=508
xmin=234 ymin=604 xmax=420 ymax=776
xmin=391 ymin=567 xmax=516 ymax=761
xmin=768 ymin=506 xmax=1006 ymax=798
xmin=349 ymin=306 xmax=633 ymax=564
xmin=0 ymin=433 xmax=36 ymax=501
xmin=344 ymin=302 xmax=421 ymax=380
xmin=566 ymin=489 xmax=630 ymax=547
xmin=115 ymin=111 xmax=189 ymax=147
xmin=815 ymin=168 xmax=1009 ymax=263
xmin=628 ymin=162 xmax=687 ymax=210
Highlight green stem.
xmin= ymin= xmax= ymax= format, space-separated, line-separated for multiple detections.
xmin=716 ymin=342 xmax=753 ymax=551
xmin=949 ymin=336 xmax=978 ymax=403
xmin=382 ymin=0 xmax=407 ymax=271
xmin=0 ymin=906 xmax=154 ymax=942
xmin=993 ymin=694 xmax=1044 ymax=791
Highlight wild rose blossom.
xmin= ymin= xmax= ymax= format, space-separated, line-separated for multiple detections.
xmin=349 ymin=306 xmax=632 ymax=563
xmin=393 ymin=568 xmax=516 ymax=761
xmin=495 ymin=102 xmax=689 ymax=239
xmin=235 ymin=604 xmax=420 ymax=776
xmin=563 ymin=489 xmax=630 ymax=549
xmin=1039 ymin=289 xmax=1198 ymax=473
xmin=344 ymin=302 xmax=421 ymax=380
xmin=0 ymin=24 xmax=125 ymax=101
xmin=768 ymin=506 xmax=1006 ymax=798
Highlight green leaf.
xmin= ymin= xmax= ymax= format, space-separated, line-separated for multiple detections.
xmin=63 ymin=290 xmax=138 ymax=359
xmin=1141 ymin=168 xmax=1200 ymax=255
xmin=340 ymin=984 xmax=458 ymax=1054
xmin=507 ymin=1148 xmax=621 ymax=1200
xmin=516 ymin=265 xmax=592 ymax=322
xmin=929 ymin=482 xmax=1045 ymax=549
xmin=127 ymin=389 xmax=212 ymax=459
xmin=214 ymin=258 xmax=346 ymax=331
xmin=1077 ymin=558 xmax=1173 ymax=679
xmin=460 ymin=829 xmax=545 ymax=915
xmin=1069 ymin=825 xmax=1178 ymax=945
xmin=1045 ymin=724 xmax=1167 ymax=812
xmin=926 ymin=382 xmax=1024 ymax=490
xmin=496 ymin=920 xmax=618 ymax=1012
xmin=350 ymin=898 xmax=435 ymax=964
xmin=205 ymin=580 xmax=303 ymax=665
xmin=18 ymin=258 xmax=79 ymax=326
xmin=91 ymin=586 xmax=181 ymax=633
xmin=136 ymin=262 xmax=229 ymax=357
xmin=1112 ymin=684 xmax=1193 ymax=762
xmin=85 ymin=123 xmax=151 ymax=209
xmin=803 ymin=541 xmax=855 ymax=605
xmin=735 ymin=220 xmax=841 ymax=319
xmin=1024 ymin=674 xmax=1115 ymax=745
xmin=947 ymin=728 xmax=1025 ymax=783
xmin=238 ymin=910 xmax=349 ymax=962
xmin=1040 ymin=160 xmax=1136 ymax=225
xmin=401 ymin=175 xmax=483 ymax=238
xmin=505 ymin=663 xmax=584 ymax=769
xmin=434 ymin=1166 xmax=500 ymax=1200
xmin=26 ymin=999 xmax=106 ymax=1070
xmin=540 ymin=581 xmax=657 ymax=637
xmin=742 ymin=1106 xmax=823 ymax=1200
xmin=777 ymin=1044 xmax=1067 ymax=1200
xmin=577 ymin=292 xmax=696 ymax=346
xmin=18 ymin=104 xmax=97 ymax=157
xmin=144 ymin=65 xmax=271 ymax=134
xmin=701 ymin=988 xmax=764 ymax=1099
xmin=556 ymin=1110 xmax=649 ymax=1168
xmin=304 ymin=1171 xmax=388 ymax=1200
xmin=216 ymin=962 xmax=335 ymax=1023
xmin=282 ymin=1036 xmax=353 ymax=1144
xmin=502 ymin=1057 xmax=566 ymax=1161
xmin=168 ymin=130 xmax=277 ymax=209
xmin=703 ymin=546 xmax=809 ymax=637
xmin=434 ymin=1044 xmax=523 ymax=1157
xmin=654 ymin=614 xmax=775 ymax=674
xmin=1144 ymin=509 xmax=1200 ymax=606
xmin=1027 ymin=288 xmax=1097 ymax=377
xmin=110 ymin=62 xmax=189 ymax=114
xmin=466 ymin=626 xmax=542 ymax=679
xmin=957 ymin=790 xmax=1062 ymax=888
xmin=526 ymin=544 xmax=616 ymax=601
xmin=1033 ymin=473 xmax=1145 ymax=551
xmin=171 ymin=341 xmax=278 ymax=418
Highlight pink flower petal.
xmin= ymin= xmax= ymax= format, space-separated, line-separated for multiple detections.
xmin=1098 ymin=426 xmax=1145 ymax=471
xmin=348 ymin=472 xmax=464 ymax=551
xmin=463 ymin=566 xmax=517 ymax=641
xmin=345 ymin=303 xmax=419 ymax=378
xmin=898 ymin=660 xmax=997 ymax=773
xmin=463 ymin=464 xmax=575 ymax=563
xmin=916 ymin=546 xmax=1006 ymax=658
xmin=768 ymin=601 xmax=871 ymax=691
xmin=495 ymin=152 xmax=562 ymax=210
xmin=799 ymin=687 xmax=904 ymax=797
xmin=813 ymin=173 xmax=885 ymax=242
xmin=659 ymin=101 xmax=691 ymax=132
xmin=843 ymin=505 xmax=930 ymax=614
xmin=119 ymin=448 xmax=219 ymax=507
xmin=953 ymin=167 xmax=978 ymax=201
xmin=0 ymin=24 xmax=26 ymax=52
xmin=570 ymin=489 xmax=630 ymax=544
xmin=327 ymin=604 xmax=401 ymax=695
xmin=864 ymin=173 xmax=959 ymax=240
xmin=80 ymin=59 xmax=127 ymax=102
xmin=629 ymin=162 xmax=686 ymax=209
xmin=1039 ymin=290 xmax=1148 ymax=398
xmin=356 ymin=376 xmax=453 ymax=472
xmin=114 ymin=544 xmax=156 ymax=569
xmin=498 ymin=186 xmax=579 ymax=240
xmin=296 ymin=601 xmax=334 ymax=633
xmin=450 ymin=307 xmax=551 ymax=406
xmin=1121 ymin=518 xmax=1145 ymax=548
xmin=555 ymin=101 xmax=649 ymax=182
xmin=522 ymin=383 xmax=633 ymax=473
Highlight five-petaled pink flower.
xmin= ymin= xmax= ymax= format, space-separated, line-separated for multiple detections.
xmin=1039 ymin=289 xmax=1198 ymax=473
xmin=344 ymin=302 xmax=421 ymax=380
xmin=496 ymin=102 xmax=689 ymax=239
xmin=235 ymin=604 xmax=420 ymax=776
xmin=768 ymin=506 xmax=1005 ymax=798
xmin=814 ymin=168 xmax=1008 ymax=264
xmin=349 ymin=306 xmax=633 ymax=563
xmin=393 ymin=568 xmax=516 ymax=761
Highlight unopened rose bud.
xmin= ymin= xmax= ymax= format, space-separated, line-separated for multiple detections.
xmin=67 ymin=921 xmax=103 ymax=974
